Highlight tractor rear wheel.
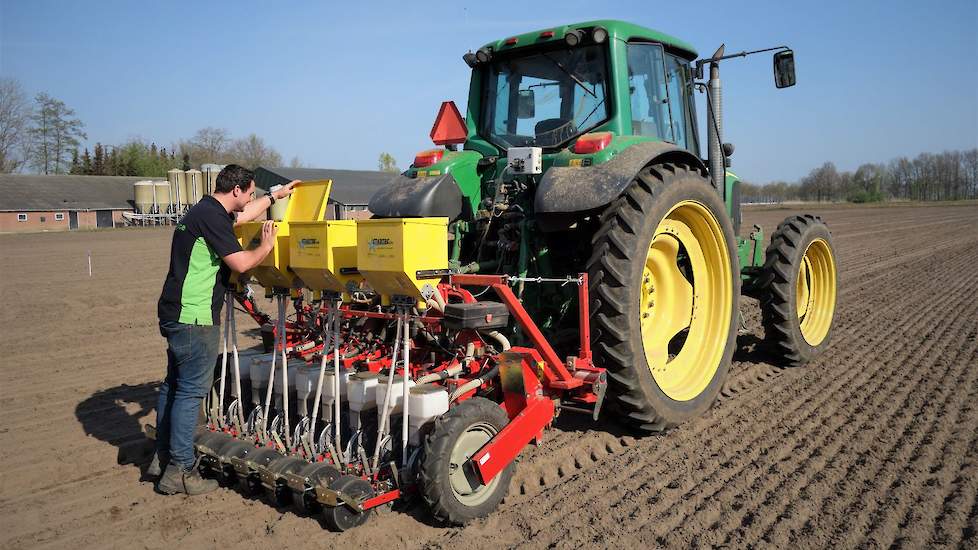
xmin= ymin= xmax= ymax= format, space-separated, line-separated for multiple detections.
xmin=757 ymin=215 xmax=838 ymax=365
xmin=419 ymin=397 xmax=513 ymax=525
xmin=587 ymin=162 xmax=739 ymax=432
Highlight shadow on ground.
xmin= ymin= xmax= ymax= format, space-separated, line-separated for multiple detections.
xmin=75 ymin=382 xmax=158 ymax=470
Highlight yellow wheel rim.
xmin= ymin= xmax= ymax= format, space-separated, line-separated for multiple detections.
xmin=797 ymin=238 xmax=836 ymax=346
xmin=640 ymin=201 xmax=732 ymax=402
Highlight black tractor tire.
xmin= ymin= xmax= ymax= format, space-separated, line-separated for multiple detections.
xmin=419 ymin=397 xmax=513 ymax=525
xmin=587 ymin=162 xmax=740 ymax=432
xmin=756 ymin=214 xmax=838 ymax=366
xmin=322 ymin=475 xmax=375 ymax=532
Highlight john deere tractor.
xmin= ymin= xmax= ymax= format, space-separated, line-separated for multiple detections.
xmin=370 ymin=19 xmax=838 ymax=432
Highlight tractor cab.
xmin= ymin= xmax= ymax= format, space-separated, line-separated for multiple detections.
xmin=464 ymin=20 xmax=700 ymax=166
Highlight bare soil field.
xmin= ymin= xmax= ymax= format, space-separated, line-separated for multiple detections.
xmin=1 ymin=202 xmax=976 ymax=549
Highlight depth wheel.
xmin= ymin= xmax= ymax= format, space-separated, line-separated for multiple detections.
xmin=587 ymin=162 xmax=739 ymax=432
xmin=262 ymin=456 xmax=306 ymax=506
xmin=237 ymin=448 xmax=281 ymax=496
xmin=419 ymin=397 xmax=513 ymax=525
xmin=757 ymin=214 xmax=838 ymax=365
xmin=216 ymin=440 xmax=256 ymax=484
xmin=322 ymin=475 xmax=374 ymax=532
xmin=291 ymin=462 xmax=341 ymax=514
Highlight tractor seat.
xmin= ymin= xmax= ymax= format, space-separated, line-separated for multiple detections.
xmin=535 ymin=118 xmax=574 ymax=145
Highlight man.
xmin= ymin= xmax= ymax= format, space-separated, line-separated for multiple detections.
xmin=152 ymin=164 xmax=298 ymax=495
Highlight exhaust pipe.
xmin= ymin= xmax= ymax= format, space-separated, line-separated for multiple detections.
xmin=707 ymin=44 xmax=725 ymax=197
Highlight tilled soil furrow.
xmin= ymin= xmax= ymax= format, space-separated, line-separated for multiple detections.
xmin=806 ymin=330 xmax=976 ymax=546
xmin=856 ymin=343 xmax=978 ymax=547
xmin=693 ymin=295 xmax=969 ymax=547
xmin=620 ymin=252 xmax=978 ymax=547
xmin=887 ymin=350 xmax=978 ymax=548
xmin=752 ymin=296 xmax=978 ymax=548
xmin=926 ymin=430 xmax=978 ymax=546
xmin=718 ymin=237 xmax=978 ymax=405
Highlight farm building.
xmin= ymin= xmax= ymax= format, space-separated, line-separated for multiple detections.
xmin=0 ymin=167 xmax=393 ymax=233
xmin=0 ymin=174 xmax=140 ymax=233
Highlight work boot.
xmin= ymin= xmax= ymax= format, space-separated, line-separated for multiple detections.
xmin=156 ymin=463 xmax=218 ymax=496
xmin=145 ymin=452 xmax=168 ymax=478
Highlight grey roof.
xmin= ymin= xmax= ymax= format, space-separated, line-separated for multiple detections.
xmin=255 ymin=167 xmax=394 ymax=206
xmin=0 ymin=174 xmax=142 ymax=211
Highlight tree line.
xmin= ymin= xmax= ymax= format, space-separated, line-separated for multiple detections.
xmin=741 ymin=149 xmax=978 ymax=204
xmin=0 ymin=78 xmax=303 ymax=177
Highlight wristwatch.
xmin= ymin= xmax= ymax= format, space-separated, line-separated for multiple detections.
xmin=264 ymin=191 xmax=276 ymax=205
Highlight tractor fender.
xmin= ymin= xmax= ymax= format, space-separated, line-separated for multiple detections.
xmin=368 ymin=173 xmax=464 ymax=220
xmin=534 ymin=141 xmax=707 ymax=218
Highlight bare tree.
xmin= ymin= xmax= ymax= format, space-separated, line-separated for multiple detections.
xmin=288 ymin=155 xmax=307 ymax=168
xmin=0 ymin=78 xmax=31 ymax=173
xmin=28 ymin=93 xmax=88 ymax=174
xmin=177 ymin=127 xmax=231 ymax=166
xmin=227 ymin=133 xmax=282 ymax=169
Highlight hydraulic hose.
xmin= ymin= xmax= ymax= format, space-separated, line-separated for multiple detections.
xmin=415 ymin=362 xmax=464 ymax=385
xmin=480 ymin=330 xmax=511 ymax=351
xmin=449 ymin=364 xmax=500 ymax=402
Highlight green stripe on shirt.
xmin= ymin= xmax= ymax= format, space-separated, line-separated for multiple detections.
xmin=178 ymin=237 xmax=220 ymax=325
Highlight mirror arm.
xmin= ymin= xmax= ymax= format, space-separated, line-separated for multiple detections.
xmin=695 ymin=45 xmax=790 ymax=71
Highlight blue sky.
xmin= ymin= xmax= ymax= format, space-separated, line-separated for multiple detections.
xmin=2 ymin=0 xmax=976 ymax=182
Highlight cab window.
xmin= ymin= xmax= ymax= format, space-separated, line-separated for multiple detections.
xmin=627 ymin=43 xmax=694 ymax=152
xmin=626 ymin=43 xmax=670 ymax=141
xmin=664 ymin=54 xmax=691 ymax=151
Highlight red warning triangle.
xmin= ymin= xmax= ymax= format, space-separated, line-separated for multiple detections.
xmin=429 ymin=101 xmax=467 ymax=146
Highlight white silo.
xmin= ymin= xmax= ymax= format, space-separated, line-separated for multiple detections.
xmin=185 ymin=169 xmax=203 ymax=204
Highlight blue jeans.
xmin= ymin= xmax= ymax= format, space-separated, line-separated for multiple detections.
xmin=155 ymin=320 xmax=221 ymax=469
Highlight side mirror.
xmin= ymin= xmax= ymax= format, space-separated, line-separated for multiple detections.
xmin=774 ymin=50 xmax=796 ymax=88
xmin=517 ymin=89 xmax=536 ymax=119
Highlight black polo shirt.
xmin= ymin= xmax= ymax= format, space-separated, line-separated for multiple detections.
xmin=157 ymin=196 xmax=243 ymax=325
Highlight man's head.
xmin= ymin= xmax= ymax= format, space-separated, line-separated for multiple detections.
xmin=214 ymin=164 xmax=256 ymax=212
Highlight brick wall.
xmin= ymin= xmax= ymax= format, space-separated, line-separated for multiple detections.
xmin=0 ymin=211 xmax=70 ymax=233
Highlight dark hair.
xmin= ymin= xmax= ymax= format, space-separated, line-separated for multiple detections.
xmin=214 ymin=164 xmax=254 ymax=194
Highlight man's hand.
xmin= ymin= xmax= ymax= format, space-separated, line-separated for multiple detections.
xmin=273 ymin=180 xmax=300 ymax=200
xmin=259 ymin=220 xmax=278 ymax=251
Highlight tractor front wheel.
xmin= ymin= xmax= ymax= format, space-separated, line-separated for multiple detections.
xmin=757 ymin=215 xmax=838 ymax=365
xmin=587 ymin=162 xmax=740 ymax=432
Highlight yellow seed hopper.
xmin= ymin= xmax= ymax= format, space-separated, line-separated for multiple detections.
xmin=234 ymin=179 xmax=332 ymax=289
xmin=356 ymin=217 xmax=449 ymax=307
xmin=289 ymin=220 xmax=361 ymax=295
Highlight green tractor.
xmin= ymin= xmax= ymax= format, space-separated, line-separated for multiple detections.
xmin=369 ymin=19 xmax=838 ymax=432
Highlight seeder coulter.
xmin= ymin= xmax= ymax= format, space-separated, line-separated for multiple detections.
xmin=170 ymin=19 xmax=838 ymax=531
